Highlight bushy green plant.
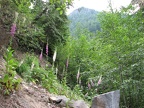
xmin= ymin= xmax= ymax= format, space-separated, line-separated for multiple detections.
xmin=0 ymin=46 xmax=21 ymax=95
xmin=16 ymin=54 xmax=40 ymax=82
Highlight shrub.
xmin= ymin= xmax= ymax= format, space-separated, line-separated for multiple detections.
xmin=0 ymin=46 xmax=21 ymax=95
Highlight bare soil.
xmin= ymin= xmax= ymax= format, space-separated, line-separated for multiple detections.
xmin=0 ymin=82 xmax=60 ymax=108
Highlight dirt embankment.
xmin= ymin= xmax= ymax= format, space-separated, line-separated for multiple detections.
xmin=0 ymin=82 xmax=59 ymax=108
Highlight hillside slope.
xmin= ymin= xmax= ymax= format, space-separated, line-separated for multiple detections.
xmin=0 ymin=51 xmax=89 ymax=108
xmin=68 ymin=7 xmax=100 ymax=36
xmin=0 ymin=52 xmax=58 ymax=108
xmin=0 ymin=82 xmax=58 ymax=108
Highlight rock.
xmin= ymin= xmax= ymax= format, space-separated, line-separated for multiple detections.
xmin=49 ymin=95 xmax=70 ymax=107
xmin=49 ymin=95 xmax=89 ymax=108
xmin=91 ymin=90 xmax=120 ymax=108
xmin=69 ymin=100 xmax=89 ymax=108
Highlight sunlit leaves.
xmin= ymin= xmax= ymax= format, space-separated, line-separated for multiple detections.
xmin=12 ymin=0 xmax=31 ymax=13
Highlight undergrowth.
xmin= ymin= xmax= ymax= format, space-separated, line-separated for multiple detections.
xmin=0 ymin=49 xmax=84 ymax=100
xmin=16 ymin=54 xmax=84 ymax=100
xmin=0 ymin=46 xmax=21 ymax=95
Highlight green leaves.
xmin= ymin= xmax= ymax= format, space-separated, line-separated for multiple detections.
xmin=96 ymin=8 xmax=144 ymax=108
xmin=3 ymin=74 xmax=9 ymax=83
xmin=0 ymin=46 xmax=21 ymax=95
xmin=57 ymin=6 xmax=144 ymax=107
xmin=12 ymin=0 xmax=31 ymax=13
xmin=4 ymin=47 xmax=18 ymax=73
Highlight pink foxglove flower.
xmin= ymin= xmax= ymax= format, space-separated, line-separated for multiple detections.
xmin=66 ymin=58 xmax=69 ymax=68
xmin=39 ymin=51 xmax=43 ymax=61
xmin=90 ymin=80 xmax=95 ymax=87
xmin=10 ymin=23 xmax=16 ymax=37
xmin=88 ymin=82 xmax=91 ymax=89
xmin=97 ymin=76 xmax=102 ymax=85
xmin=46 ymin=43 xmax=48 ymax=55
xmin=77 ymin=68 xmax=80 ymax=82
xmin=53 ymin=50 xmax=57 ymax=62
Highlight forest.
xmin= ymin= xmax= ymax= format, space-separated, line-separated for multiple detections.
xmin=68 ymin=7 xmax=100 ymax=36
xmin=0 ymin=0 xmax=144 ymax=108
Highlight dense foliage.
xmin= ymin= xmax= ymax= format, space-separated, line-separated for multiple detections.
xmin=0 ymin=0 xmax=73 ymax=55
xmin=0 ymin=0 xmax=84 ymax=100
xmin=57 ymin=6 xmax=144 ymax=108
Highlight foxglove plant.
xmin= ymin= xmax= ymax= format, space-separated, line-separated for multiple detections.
xmin=90 ymin=79 xmax=95 ymax=87
xmin=55 ymin=67 xmax=58 ymax=75
xmin=53 ymin=50 xmax=57 ymax=62
xmin=97 ymin=76 xmax=102 ymax=85
xmin=19 ymin=60 xmax=24 ymax=67
xmin=77 ymin=68 xmax=80 ymax=83
xmin=14 ymin=12 xmax=19 ymax=23
xmin=66 ymin=57 xmax=69 ymax=68
xmin=39 ymin=51 xmax=43 ymax=61
xmin=88 ymin=82 xmax=91 ymax=89
xmin=10 ymin=23 xmax=16 ymax=37
xmin=46 ymin=43 xmax=48 ymax=56
xmin=79 ymin=79 xmax=81 ymax=85
xmin=85 ymin=92 xmax=88 ymax=97
xmin=31 ymin=62 xmax=35 ymax=71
